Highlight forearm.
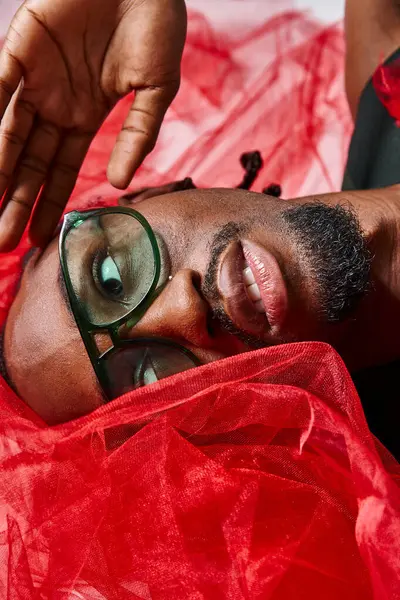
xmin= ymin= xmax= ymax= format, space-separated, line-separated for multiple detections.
xmin=345 ymin=0 xmax=400 ymax=118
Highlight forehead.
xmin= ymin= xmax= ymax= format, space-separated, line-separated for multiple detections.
xmin=130 ymin=187 xmax=282 ymax=219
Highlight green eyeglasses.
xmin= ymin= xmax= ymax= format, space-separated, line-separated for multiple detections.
xmin=59 ymin=207 xmax=200 ymax=400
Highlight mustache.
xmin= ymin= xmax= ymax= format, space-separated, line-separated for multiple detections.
xmin=202 ymin=222 xmax=243 ymax=303
xmin=202 ymin=222 xmax=267 ymax=348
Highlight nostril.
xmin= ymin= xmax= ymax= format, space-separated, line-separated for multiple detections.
xmin=206 ymin=312 xmax=216 ymax=337
xmin=190 ymin=270 xmax=216 ymax=338
xmin=191 ymin=270 xmax=202 ymax=292
xmin=203 ymin=300 xmax=218 ymax=339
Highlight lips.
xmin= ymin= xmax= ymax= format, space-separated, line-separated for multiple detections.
xmin=217 ymin=239 xmax=288 ymax=340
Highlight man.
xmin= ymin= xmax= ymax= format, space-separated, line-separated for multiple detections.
xmin=2 ymin=3 xmax=400 ymax=423
xmin=2 ymin=178 xmax=400 ymax=424
xmin=1 ymin=0 xmax=400 ymax=437
xmin=0 ymin=3 xmax=399 ymax=597
xmin=0 ymin=0 xmax=187 ymax=251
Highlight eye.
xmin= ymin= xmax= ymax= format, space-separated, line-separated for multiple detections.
xmin=135 ymin=350 xmax=159 ymax=388
xmin=98 ymin=254 xmax=124 ymax=299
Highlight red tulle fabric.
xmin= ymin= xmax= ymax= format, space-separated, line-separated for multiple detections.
xmin=373 ymin=58 xmax=400 ymax=125
xmin=0 ymin=343 xmax=399 ymax=598
xmin=1 ymin=4 xmax=399 ymax=598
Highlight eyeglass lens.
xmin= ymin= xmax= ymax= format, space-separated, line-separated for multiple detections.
xmin=64 ymin=212 xmax=156 ymax=327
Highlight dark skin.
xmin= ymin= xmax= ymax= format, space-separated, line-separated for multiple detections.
xmin=0 ymin=0 xmax=398 ymax=251
xmin=4 ymin=0 xmax=400 ymax=425
xmin=5 ymin=185 xmax=400 ymax=424
xmin=0 ymin=0 xmax=186 ymax=251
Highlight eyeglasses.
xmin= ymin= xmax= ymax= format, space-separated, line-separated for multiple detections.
xmin=59 ymin=207 xmax=200 ymax=400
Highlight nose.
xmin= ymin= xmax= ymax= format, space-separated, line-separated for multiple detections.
xmin=124 ymin=269 xmax=215 ymax=349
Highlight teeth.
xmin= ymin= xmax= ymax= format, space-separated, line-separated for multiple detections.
xmin=243 ymin=262 xmax=266 ymax=314
xmin=243 ymin=266 xmax=256 ymax=286
xmin=247 ymin=282 xmax=261 ymax=302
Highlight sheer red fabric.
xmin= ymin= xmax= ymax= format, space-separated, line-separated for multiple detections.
xmin=0 ymin=343 xmax=399 ymax=598
xmin=1 ymin=5 xmax=399 ymax=599
xmin=373 ymin=58 xmax=400 ymax=125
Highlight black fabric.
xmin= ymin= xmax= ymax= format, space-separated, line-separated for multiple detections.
xmin=353 ymin=361 xmax=400 ymax=460
xmin=343 ymin=48 xmax=400 ymax=191
xmin=344 ymin=49 xmax=400 ymax=460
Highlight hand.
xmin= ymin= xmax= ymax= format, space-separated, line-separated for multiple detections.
xmin=0 ymin=0 xmax=186 ymax=250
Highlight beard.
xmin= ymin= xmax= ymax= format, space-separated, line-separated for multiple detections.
xmin=281 ymin=202 xmax=372 ymax=322
xmin=202 ymin=202 xmax=372 ymax=347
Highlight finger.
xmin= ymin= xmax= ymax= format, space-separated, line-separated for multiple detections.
xmin=107 ymin=83 xmax=180 ymax=190
xmin=0 ymin=121 xmax=61 ymax=251
xmin=29 ymin=132 xmax=94 ymax=247
xmin=0 ymin=90 xmax=36 ymax=202
xmin=0 ymin=50 xmax=23 ymax=121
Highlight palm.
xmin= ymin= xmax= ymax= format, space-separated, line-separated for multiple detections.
xmin=0 ymin=0 xmax=186 ymax=250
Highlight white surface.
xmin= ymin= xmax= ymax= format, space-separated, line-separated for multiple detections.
xmin=0 ymin=0 xmax=345 ymax=38
xmin=294 ymin=0 xmax=345 ymax=22
xmin=187 ymin=0 xmax=345 ymax=22
xmin=0 ymin=0 xmax=22 ymax=37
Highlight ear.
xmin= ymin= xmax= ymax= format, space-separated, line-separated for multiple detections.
xmin=118 ymin=178 xmax=196 ymax=206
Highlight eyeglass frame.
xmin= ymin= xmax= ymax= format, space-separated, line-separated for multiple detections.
xmin=58 ymin=206 xmax=200 ymax=400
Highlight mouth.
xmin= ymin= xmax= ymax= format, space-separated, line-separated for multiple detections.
xmin=217 ymin=239 xmax=288 ymax=341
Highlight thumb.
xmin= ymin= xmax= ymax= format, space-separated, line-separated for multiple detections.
xmin=107 ymin=82 xmax=179 ymax=190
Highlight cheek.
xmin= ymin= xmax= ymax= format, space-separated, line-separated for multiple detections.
xmin=5 ymin=278 xmax=103 ymax=425
xmin=11 ymin=325 xmax=102 ymax=424
xmin=20 ymin=358 xmax=103 ymax=425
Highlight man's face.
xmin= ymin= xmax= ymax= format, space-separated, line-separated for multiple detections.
xmin=4 ymin=188 xmax=372 ymax=424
